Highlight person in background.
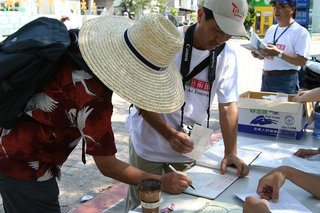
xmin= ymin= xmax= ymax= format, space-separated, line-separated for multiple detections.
xmin=252 ymin=0 xmax=311 ymax=94
xmin=0 ymin=14 xmax=192 ymax=213
xmin=60 ymin=15 xmax=72 ymax=30
xmin=125 ymin=0 xmax=250 ymax=211
xmin=243 ymin=166 xmax=320 ymax=213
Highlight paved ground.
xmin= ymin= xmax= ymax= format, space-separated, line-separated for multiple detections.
xmin=0 ymin=37 xmax=319 ymax=213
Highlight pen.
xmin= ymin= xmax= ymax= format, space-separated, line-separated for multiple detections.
xmin=167 ymin=163 xmax=195 ymax=190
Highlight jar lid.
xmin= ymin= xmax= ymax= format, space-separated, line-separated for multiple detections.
xmin=138 ymin=178 xmax=161 ymax=192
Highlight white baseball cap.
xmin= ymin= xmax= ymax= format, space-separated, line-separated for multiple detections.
xmin=204 ymin=0 xmax=248 ymax=39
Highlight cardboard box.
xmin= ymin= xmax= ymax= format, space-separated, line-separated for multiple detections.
xmin=238 ymin=91 xmax=313 ymax=140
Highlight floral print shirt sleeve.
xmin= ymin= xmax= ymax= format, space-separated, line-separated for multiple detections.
xmin=0 ymin=60 xmax=116 ymax=181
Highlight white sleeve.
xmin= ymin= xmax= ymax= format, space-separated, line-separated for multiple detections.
xmin=293 ymin=27 xmax=311 ymax=58
xmin=215 ymin=46 xmax=239 ymax=104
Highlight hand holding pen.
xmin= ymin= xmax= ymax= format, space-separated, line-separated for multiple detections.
xmin=167 ymin=163 xmax=195 ymax=190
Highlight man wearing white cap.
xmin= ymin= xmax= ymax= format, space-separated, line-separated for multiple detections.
xmin=0 ymin=14 xmax=192 ymax=213
xmin=126 ymin=0 xmax=250 ymax=210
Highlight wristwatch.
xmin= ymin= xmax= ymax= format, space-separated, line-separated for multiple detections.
xmin=277 ymin=51 xmax=283 ymax=59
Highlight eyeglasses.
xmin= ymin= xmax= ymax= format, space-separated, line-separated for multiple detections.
xmin=271 ymin=3 xmax=291 ymax=9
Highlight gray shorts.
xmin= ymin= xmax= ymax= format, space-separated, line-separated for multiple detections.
xmin=0 ymin=172 xmax=60 ymax=213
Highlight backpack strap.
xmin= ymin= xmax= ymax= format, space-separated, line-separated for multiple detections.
xmin=206 ymin=43 xmax=225 ymax=127
xmin=179 ymin=23 xmax=226 ymax=128
xmin=66 ymin=29 xmax=113 ymax=95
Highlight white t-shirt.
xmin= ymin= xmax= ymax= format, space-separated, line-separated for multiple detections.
xmin=126 ymin=27 xmax=239 ymax=162
xmin=263 ymin=22 xmax=311 ymax=71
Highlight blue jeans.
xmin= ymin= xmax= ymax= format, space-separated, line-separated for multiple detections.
xmin=261 ymin=71 xmax=299 ymax=94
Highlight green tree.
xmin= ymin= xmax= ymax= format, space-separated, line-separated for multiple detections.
xmin=119 ymin=0 xmax=152 ymax=19
xmin=198 ymin=0 xmax=205 ymax=8
xmin=169 ymin=7 xmax=178 ymax=16
xmin=189 ymin=12 xmax=198 ymax=23
xmin=153 ymin=0 xmax=167 ymax=13
xmin=244 ymin=6 xmax=255 ymax=32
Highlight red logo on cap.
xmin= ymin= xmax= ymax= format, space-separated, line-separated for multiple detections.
xmin=232 ymin=2 xmax=244 ymax=18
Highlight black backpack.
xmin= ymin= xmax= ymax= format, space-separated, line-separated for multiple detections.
xmin=0 ymin=17 xmax=97 ymax=129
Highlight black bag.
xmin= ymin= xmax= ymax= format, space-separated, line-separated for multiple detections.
xmin=0 ymin=17 xmax=94 ymax=129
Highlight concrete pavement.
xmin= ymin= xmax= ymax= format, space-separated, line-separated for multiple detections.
xmin=0 ymin=37 xmax=319 ymax=213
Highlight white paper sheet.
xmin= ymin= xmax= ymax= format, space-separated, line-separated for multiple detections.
xmin=183 ymin=165 xmax=239 ymax=200
xmin=181 ymin=197 xmax=242 ymax=213
xmin=238 ymin=140 xmax=320 ymax=174
xmin=235 ymin=189 xmax=312 ymax=213
xmin=183 ymin=124 xmax=213 ymax=161
xmin=182 ymin=140 xmax=261 ymax=200
xmin=196 ymin=141 xmax=261 ymax=172
xmin=240 ymin=31 xmax=269 ymax=58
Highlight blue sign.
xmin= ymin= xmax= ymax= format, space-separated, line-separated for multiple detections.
xmin=295 ymin=10 xmax=309 ymax=26
xmin=296 ymin=0 xmax=309 ymax=9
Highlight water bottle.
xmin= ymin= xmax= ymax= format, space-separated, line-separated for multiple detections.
xmin=313 ymin=106 xmax=320 ymax=137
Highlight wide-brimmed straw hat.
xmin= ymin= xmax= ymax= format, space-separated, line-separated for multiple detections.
xmin=204 ymin=0 xmax=248 ymax=39
xmin=79 ymin=14 xmax=184 ymax=113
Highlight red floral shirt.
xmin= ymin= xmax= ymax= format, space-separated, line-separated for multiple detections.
xmin=0 ymin=60 xmax=116 ymax=181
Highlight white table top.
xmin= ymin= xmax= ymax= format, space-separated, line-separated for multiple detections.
xmin=134 ymin=130 xmax=320 ymax=212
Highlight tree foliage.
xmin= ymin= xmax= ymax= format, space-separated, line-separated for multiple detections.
xmin=169 ymin=7 xmax=178 ymax=16
xmin=153 ymin=0 xmax=167 ymax=13
xmin=189 ymin=13 xmax=197 ymax=23
xmin=119 ymin=0 xmax=152 ymax=19
xmin=244 ymin=6 xmax=255 ymax=31
xmin=198 ymin=0 xmax=205 ymax=8
xmin=118 ymin=0 xmax=255 ymax=31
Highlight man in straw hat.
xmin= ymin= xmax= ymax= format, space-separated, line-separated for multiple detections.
xmin=126 ymin=0 xmax=251 ymax=210
xmin=0 ymin=14 xmax=192 ymax=212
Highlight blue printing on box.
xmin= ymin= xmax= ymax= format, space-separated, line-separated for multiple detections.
xmin=238 ymin=124 xmax=305 ymax=139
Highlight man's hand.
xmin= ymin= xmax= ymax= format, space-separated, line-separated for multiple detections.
xmin=243 ymin=196 xmax=271 ymax=213
xmin=251 ymin=50 xmax=264 ymax=60
xmin=257 ymin=166 xmax=287 ymax=202
xmin=263 ymin=44 xmax=307 ymax=66
xmin=293 ymin=90 xmax=309 ymax=103
xmin=167 ymin=130 xmax=194 ymax=154
xmin=220 ymin=153 xmax=250 ymax=177
xmin=294 ymin=148 xmax=320 ymax=158
xmin=219 ymin=102 xmax=247 ymax=177
xmin=136 ymin=107 xmax=194 ymax=154
xmin=160 ymin=171 xmax=192 ymax=194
